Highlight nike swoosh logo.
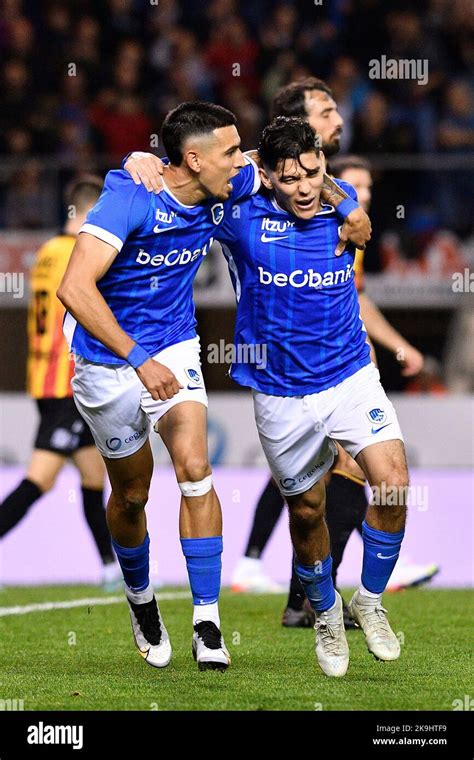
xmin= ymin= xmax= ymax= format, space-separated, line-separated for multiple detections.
xmin=371 ymin=423 xmax=392 ymax=434
xmin=377 ymin=552 xmax=399 ymax=560
xmin=187 ymin=384 xmax=204 ymax=390
xmin=260 ymin=233 xmax=289 ymax=242
xmin=153 ymin=225 xmax=178 ymax=234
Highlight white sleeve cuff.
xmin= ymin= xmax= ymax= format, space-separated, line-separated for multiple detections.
xmin=80 ymin=223 xmax=124 ymax=252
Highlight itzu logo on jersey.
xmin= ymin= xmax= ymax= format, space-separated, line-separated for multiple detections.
xmin=155 ymin=209 xmax=177 ymax=224
xmin=258 ymin=263 xmax=354 ymax=289
xmin=262 ymin=217 xmax=295 ymax=233
xmin=136 ymin=238 xmax=214 ymax=268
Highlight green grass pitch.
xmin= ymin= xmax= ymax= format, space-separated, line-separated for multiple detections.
xmin=0 ymin=586 xmax=472 ymax=711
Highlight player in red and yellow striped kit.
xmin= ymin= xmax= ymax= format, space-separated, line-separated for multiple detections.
xmin=27 ymin=233 xmax=77 ymax=400
xmin=0 ymin=177 xmax=120 ymax=589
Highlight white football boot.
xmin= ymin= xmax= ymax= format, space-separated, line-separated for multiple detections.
xmin=313 ymin=591 xmax=349 ymax=677
xmin=192 ymin=621 xmax=231 ymax=671
xmin=126 ymin=588 xmax=172 ymax=668
xmin=387 ymin=557 xmax=440 ymax=592
xmin=348 ymin=589 xmax=400 ymax=661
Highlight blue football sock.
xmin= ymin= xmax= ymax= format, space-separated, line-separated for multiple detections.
xmin=295 ymin=554 xmax=336 ymax=612
xmin=180 ymin=536 xmax=222 ymax=605
xmin=111 ymin=533 xmax=150 ymax=592
xmin=361 ymin=520 xmax=405 ymax=594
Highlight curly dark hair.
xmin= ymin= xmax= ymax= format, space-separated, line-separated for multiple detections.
xmin=258 ymin=116 xmax=321 ymax=172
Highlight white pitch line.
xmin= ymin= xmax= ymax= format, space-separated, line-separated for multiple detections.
xmin=0 ymin=590 xmax=191 ymax=617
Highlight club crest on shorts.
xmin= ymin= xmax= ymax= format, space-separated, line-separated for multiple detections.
xmin=185 ymin=368 xmax=201 ymax=384
xmin=366 ymin=408 xmax=386 ymax=424
xmin=210 ymin=203 xmax=224 ymax=225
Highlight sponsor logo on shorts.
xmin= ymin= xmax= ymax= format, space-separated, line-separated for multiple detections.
xmin=125 ymin=428 xmax=147 ymax=444
xmin=279 ymin=460 xmax=327 ymax=490
xmin=106 ymin=437 xmax=122 ymax=451
xmin=106 ymin=427 xmax=147 ymax=451
xmin=280 ymin=477 xmax=297 ymax=489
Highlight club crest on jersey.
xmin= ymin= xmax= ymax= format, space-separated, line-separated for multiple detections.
xmin=367 ymin=408 xmax=386 ymax=424
xmin=186 ymin=368 xmax=201 ymax=384
xmin=211 ymin=203 xmax=224 ymax=225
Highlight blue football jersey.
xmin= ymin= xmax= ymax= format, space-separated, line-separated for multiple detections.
xmin=65 ymin=158 xmax=260 ymax=363
xmin=217 ymin=180 xmax=371 ymax=395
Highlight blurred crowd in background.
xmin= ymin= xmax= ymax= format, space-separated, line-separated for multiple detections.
xmin=1 ymin=0 xmax=474 ymax=259
xmin=0 ymin=0 xmax=473 ymax=395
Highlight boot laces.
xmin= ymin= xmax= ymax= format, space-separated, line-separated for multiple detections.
xmin=315 ymin=612 xmax=345 ymax=655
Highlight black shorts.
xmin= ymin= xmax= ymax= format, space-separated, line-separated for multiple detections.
xmin=34 ymin=398 xmax=95 ymax=456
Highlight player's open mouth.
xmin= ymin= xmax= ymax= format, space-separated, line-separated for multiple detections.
xmin=295 ymin=198 xmax=315 ymax=208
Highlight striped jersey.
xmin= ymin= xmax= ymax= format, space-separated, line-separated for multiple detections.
xmin=65 ymin=158 xmax=260 ymax=364
xmin=27 ymin=234 xmax=76 ymax=398
xmin=217 ymin=180 xmax=371 ymax=396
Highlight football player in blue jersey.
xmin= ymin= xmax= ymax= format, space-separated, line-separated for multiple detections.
xmin=60 ymin=94 xmax=370 ymax=673
xmin=230 ymin=79 xmax=429 ymax=626
xmin=214 ymin=117 xmax=409 ymax=677
xmin=57 ymin=102 xmax=262 ymax=672
xmin=124 ymin=116 xmax=408 ymax=678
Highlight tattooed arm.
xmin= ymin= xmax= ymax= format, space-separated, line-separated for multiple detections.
xmin=320 ymin=175 xmax=372 ymax=255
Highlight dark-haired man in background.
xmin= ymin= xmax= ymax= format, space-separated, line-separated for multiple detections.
xmin=0 ymin=176 xmax=121 ymax=591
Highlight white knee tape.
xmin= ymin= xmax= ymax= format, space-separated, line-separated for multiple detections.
xmin=178 ymin=474 xmax=213 ymax=497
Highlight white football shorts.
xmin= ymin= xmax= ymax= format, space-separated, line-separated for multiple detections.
xmin=253 ymin=363 xmax=403 ymax=497
xmin=72 ymin=337 xmax=207 ymax=459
